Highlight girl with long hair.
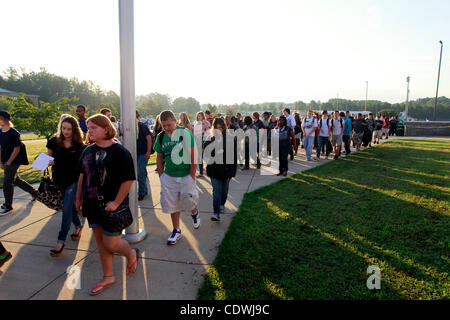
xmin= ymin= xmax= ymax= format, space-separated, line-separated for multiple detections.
xmin=178 ymin=112 xmax=193 ymax=133
xmin=194 ymin=111 xmax=210 ymax=178
xmin=47 ymin=115 xmax=86 ymax=257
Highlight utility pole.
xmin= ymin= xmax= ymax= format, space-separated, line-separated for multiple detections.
xmin=405 ymin=76 xmax=410 ymax=122
xmin=365 ymin=81 xmax=368 ymax=111
xmin=434 ymin=40 xmax=443 ymax=121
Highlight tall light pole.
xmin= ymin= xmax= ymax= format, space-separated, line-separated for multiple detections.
xmin=405 ymin=76 xmax=410 ymax=122
xmin=365 ymin=81 xmax=368 ymax=111
xmin=119 ymin=0 xmax=147 ymax=243
xmin=434 ymin=40 xmax=443 ymax=121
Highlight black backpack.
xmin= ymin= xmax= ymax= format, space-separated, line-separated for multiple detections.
xmin=19 ymin=142 xmax=29 ymax=165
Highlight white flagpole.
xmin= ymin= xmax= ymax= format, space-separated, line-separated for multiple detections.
xmin=119 ymin=0 xmax=147 ymax=243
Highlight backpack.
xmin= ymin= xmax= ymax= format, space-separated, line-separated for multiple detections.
xmin=331 ymin=119 xmax=344 ymax=132
xmin=157 ymin=130 xmax=184 ymax=159
xmin=19 ymin=142 xmax=29 ymax=165
xmin=319 ymin=118 xmax=330 ymax=129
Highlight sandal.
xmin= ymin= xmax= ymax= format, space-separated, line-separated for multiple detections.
xmin=71 ymin=225 xmax=84 ymax=241
xmin=126 ymin=248 xmax=140 ymax=275
xmin=89 ymin=276 xmax=115 ymax=296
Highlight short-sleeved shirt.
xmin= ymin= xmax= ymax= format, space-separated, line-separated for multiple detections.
xmin=302 ymin=117 xmax=318 ymax=137
xmin=47 ymin=137 xmax=86 ymax=192
xmin=286 ymin=115 xmax=296 ymax=128
xmin=375 ymin=120 xmax=383 ymax=130
xmin=353 ymin=118 xmax=366 ymax=134
xmin=344 ymin=116 xmax=352 ymax=136
xmin=78 ymin=119 xmax=87 ymax=133
xmin=153 ymin=125 xmax=196 ymax=178
xmin=331 ymin=118 xmax=344 ymax=135
xmin=318 ymin=118 xmax=330 ymax=137
xmin=382 ymin=118 xmax=389 ymax=129
xmin=136 ymin=122 xmax=151 ymax=155
xmin=0 ymin=128 xmax=22 ymax=165
xmin=78 ymin=142 xmax=136 ymax=216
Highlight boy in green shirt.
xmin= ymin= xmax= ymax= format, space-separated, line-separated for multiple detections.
xmin=153 ymin=110 xmax=200 ymax=245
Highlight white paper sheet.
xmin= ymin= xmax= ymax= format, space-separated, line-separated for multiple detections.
xmin=31 ymin=153 xmax=54 ymax=171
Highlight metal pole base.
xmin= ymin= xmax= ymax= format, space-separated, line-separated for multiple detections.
xmin=122 ymin=229 xmax=148 ymax=244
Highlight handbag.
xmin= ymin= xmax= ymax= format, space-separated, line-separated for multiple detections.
xmin=36 ymin=169 xmax=63 ymax=211
xmin=96 ymin=164 xmax=133 ymax=234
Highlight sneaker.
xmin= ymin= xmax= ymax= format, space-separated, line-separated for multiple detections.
xmin=138 ymin=194 xmax=146 ymax=201
xmin=333 ymin=155 xmax=338 ymax=160
xmin=167 ymin=229 xmax=182 ymax=245
xmin=0 ymin=251 xmax=13 ymax=268
xmin=325 ymin=156 xmax=328 ymax=160
xmin=191 ymin=209 xmax=200 ymax=229
xmin=307 ymin=158 xmax=313 ymax=161
xmin=0 ymin=207 xmax=13 ymax=216
xmin=219 ymin=205 xmax=225 ymax=214
xmin=211 ymin=213 xmax=220 ymax=221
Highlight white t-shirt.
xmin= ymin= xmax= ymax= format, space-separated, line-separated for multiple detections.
xmin=286 ymin=115 xmax=296 ymax=128
xmin=318 ymin=118 xmax=330 ymax=137
xmin=302 ymin=117 xmax=317 ymax=137
xmin=331 ymin=118 xmax=344 ymax=135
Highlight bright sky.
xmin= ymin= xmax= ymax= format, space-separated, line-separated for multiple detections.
xmin=1 ymin=0 xmax=449 ymax=105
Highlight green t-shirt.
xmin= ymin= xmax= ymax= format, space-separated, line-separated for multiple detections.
xmin=153 ymin=125 xmax=196 ymax=177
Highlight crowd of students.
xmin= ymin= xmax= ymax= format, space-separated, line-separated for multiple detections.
xmin=0 ymin=105 xmax=398 ymax=295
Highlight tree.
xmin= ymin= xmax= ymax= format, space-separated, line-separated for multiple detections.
xmin=379 ymin=109 xmax=399 ymax=118
xmin=172 ymin=97 xmax=201 ymax=115
xmin=7 ymin=94 xmax=76 ymax=141
xmin=136 ymin=92 xmax=171 ymax=117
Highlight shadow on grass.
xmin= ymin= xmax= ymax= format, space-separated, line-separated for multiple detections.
xmin=197 ymin=141 xmax=450 ymax=300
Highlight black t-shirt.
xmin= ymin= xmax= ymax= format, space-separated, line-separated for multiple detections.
xmin=78 ymin=143 xmax=136 ymax=215
xmin=375 ymin=120 xmax=383 ymax=130
xmin=0 ymin=128 xmax=22 ymax=165
xmin=353 ymin=119 xmax=366 ymax=134
xmin=46 ymin=137 xmax=86 ymax=191
xmin=136 ymin=122 xmax=151 ymax=155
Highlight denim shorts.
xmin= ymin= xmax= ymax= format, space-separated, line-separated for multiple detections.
xmin=88 ymin=223 xmax=122 ymax=237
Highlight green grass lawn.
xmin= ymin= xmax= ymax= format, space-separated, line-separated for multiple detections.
xmin=198 ymin=139 xmax=450 ymax=300
xmin=20 ymin=133 xmax=45 ymax=141
xmin=0 ymin=140 xmax=157 ymax=188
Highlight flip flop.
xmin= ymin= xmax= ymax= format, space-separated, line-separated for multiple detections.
xmin=89 ymin=281 xmax=115 ymax=296
xmin=126 ymin=248 xmax=140 ymax=275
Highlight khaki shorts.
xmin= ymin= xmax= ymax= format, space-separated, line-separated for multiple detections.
xmin=331 ymin=134 xmax=343 ymax=146
xmin=374 ymin=130 xmax=382 ymax=137
xmin=382 ymin=128 xmax=389 ymax=135
xmin=160 ymin=173 xmax=199 ymax=214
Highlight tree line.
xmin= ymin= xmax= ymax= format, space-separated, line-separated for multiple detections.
xmin=1 ymin=67 xmax=449 ymax=121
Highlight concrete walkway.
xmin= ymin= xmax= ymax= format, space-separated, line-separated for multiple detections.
xmin=0 ymin=136 xmax=439 ymax=300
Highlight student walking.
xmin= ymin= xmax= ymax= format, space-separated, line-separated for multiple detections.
xmin=283 ymin=108 xmax=296 ymax=160
xmin=179 ymin=112 xmax=193 ymax=134
xmin=47 ymin=115 xmax=86 ymax=257
xmin=275 ymin=116 xmax=295 ymax=176
xmin=373 ymin=115 xmax=383 ymax=144
xmin=136 ymin=111 xmax=153 ymax=201
xmin=204 ymin=118 xmax=237 ymax=221
xmin=301 ymin=111 xmax=317 ymax=161
xmin=316 ymin=110 xmax=331 ymax=160
xmin=193 ymin=111 xmax=210 ymax=178
xmin=75 ymin=114 xmax=138 ymax=296
xmin=293 ymin=113 xmax=302 ymax=156
xmin=154 ymin=110 xmax=200 ymax=245
xmin=343 ymin=111 xmax=352 ymax=155
xmin=0 ymin=111 xmax=38 ymax=216
xmin=330 ymin=111 xmax=345 ymax=160
xmin=76 ymin=104 xmax=88 ymax=140
xmin=352 ymin=113 xmax=367 ymax=151
xmin=381 ymin=116 xmax=390 ymax=140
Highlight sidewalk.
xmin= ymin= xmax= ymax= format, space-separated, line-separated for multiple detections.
xmin=0 ymin=136 xmax=426 ymax=300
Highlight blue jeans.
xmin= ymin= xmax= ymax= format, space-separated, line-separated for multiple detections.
xmin=302 ymin=136 xmax=315 ymax=160
xmin=317 ymin=136 xmax=331 ymax=158
xmin=211 ymin=178 xmax=231 ymax=214
xmin=137 ymin=154 xmax=149 ymax=196
xmin=58 ymin=182 xmax=83 ymax=243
